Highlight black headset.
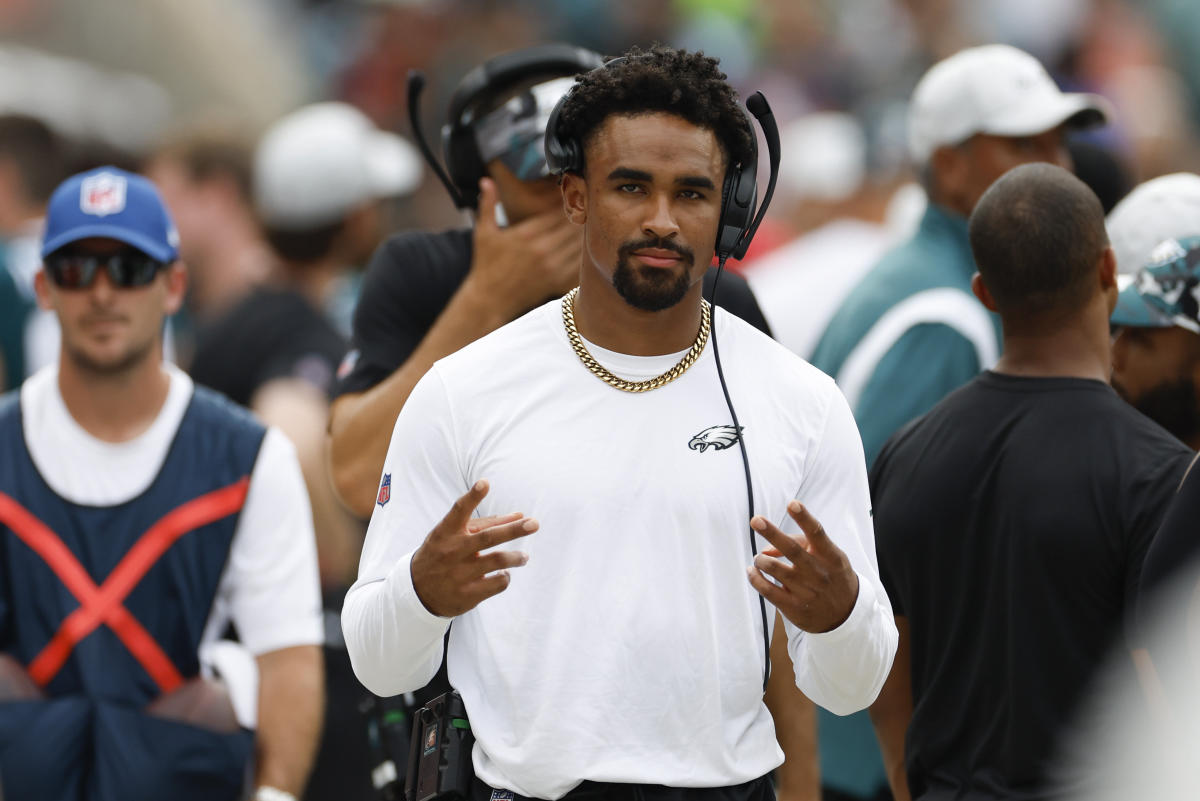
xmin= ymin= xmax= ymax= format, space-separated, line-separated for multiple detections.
xmin=406 ymin=44 xmax=604 ymax=211
xmin=543 ymin=56 xmax=780 ymax=264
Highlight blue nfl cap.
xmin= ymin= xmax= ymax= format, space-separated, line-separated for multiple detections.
xmin=1111 ymin=236 xmax=1200 ymax=334
xmin=41 ymin=166 xmax=180 ymax=263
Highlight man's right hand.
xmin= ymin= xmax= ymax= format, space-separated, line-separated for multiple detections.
xmin=410 ymin=480 xmax=536 ymax=617
xmin=466 ymin=177 xmax=582 ymax=318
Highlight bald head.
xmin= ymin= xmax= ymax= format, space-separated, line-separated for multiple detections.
xmin=969 ymin=163 xmax=1108 ymax=321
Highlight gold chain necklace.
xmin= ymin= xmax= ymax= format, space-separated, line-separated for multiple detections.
xmin=560 ymin=287 xmax=711 ymax=393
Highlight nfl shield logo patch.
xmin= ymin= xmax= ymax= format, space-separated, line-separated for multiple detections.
xmin=376 ymin=473 xmax=391 ymax=507
xmin=80 ymin=172 xmax=127 ymax=217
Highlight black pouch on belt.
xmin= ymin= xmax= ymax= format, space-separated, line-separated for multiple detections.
xmin=405 ymin=690 xmax=475 ymax=801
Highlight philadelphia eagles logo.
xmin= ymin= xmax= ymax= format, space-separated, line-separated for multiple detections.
xmin=688 ymin=425 xmax=744 ymax=453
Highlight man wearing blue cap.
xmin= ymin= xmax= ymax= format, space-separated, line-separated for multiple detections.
xmin=0 ymin=167 xmax=324 ymax=801
xmin=1111 ymin=236 xmax=1200 ymax=450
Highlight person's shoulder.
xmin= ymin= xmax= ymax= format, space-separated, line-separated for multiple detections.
xmin=201 ymin=286 xmax=334 ymax=352
xmin=847 ymin=230 xmax=968 ymax=306
xmin=15 ymin=363 xmax=56 ymax=419
xmin=721 ymin=310 xmax=840 ymax=398
xmin=873 ymin=373 xmax=985 ymax=453
xmin=1103 ymin=394 xmax=1194 ymax=460
xmin=811 ymin=233 xmax=931 ymax=357
xmin=357 ymin=227 xmax=472 ymax=311
xmin=368 ymin=227 xmax=472 ymax=280
xmin=433 ymin=298 xmax=560 ymax=379
xmin=187 ymin=376 xmax=268 ymax=441
xmin=378 ymin=226 xmax=472 ymax=260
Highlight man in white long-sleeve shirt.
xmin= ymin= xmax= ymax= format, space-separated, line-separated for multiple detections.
xmin=342 ymin=45 xmax=897 ymax=801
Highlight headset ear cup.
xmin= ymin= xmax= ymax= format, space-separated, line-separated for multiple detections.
xmin=442 ymin=123 xmax=487 ymax=210
xmin=716 ymin=167 xmax=753 ymax=261
xmin=543 ymin=95 xmax=580 ymax=176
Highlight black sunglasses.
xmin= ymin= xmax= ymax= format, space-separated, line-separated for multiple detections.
xmin=45 ymin=248 xmax=166 ymax=290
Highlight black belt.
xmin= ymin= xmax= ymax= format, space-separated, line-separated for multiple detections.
xmin=471 ymin=773 xmax=774 ymax=801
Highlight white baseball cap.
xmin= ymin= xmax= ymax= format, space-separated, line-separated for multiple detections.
xmin=255 ymin=102 xmax=422 ymax=229
xmin=1106 ymin=173 xmax=1200 ymax=282
xmin=908 ymin=44 xmax=1111 ymax=165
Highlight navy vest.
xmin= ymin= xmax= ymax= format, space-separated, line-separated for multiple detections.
xmin=0 ymin=385 xmax=265 ymax=801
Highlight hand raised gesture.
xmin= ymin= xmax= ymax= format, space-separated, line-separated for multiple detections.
xmin=410 ymin=480 xmax=537 ymax=618
xmin=747 ymin=500 xmax=860 ymax=633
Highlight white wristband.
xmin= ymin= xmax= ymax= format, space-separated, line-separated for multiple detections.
xmin=255 ymin=788 xmax=297 ymax=801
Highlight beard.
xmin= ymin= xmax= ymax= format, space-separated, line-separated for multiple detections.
xmin=612 ymin=237 xmax=696 ymax=312
xmin=1114 ymin=375 xmax=1200 ymax=446
xmin=64 ymin=326 xmax=157 ymax=377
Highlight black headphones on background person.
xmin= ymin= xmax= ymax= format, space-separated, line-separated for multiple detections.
xmin=543 ymin=56 xmax=781 ymax=264
xmin=406 ymin=44 xmax=605 ymax=211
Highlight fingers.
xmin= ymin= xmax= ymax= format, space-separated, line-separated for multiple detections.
xmin=787 ymin=501 xmax=835 ymax=553
xmin=437 ymin=480 xmax=490 ymax=537
xmin=750 ymin=515 xmax=807 ymax=562
xmin=747 ymin=564 xmax=787 ymax=606
xmin=474 ymin=549 xmax=529 ymax=575
xmin=752 ymin=552 xmax=796 ymax=585
xmin=473 ymin=516 xmax=538 ymax=551
xmin=475 ymin=178 xmax=499 ymax=232
xmin=467 ymin=512 xmax=522 ymax=533
xmin=464 ymin=571 xmax=515 ymax=605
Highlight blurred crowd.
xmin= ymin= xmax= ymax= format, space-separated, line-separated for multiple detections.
xmin=3 ymin=1 xmax=1200 ymax=800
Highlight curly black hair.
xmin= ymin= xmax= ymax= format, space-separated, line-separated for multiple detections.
xmin=555 ymin=46 xmax=755 ymax=175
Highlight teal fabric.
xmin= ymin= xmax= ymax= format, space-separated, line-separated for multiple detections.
xmin=0 ymin=249 xmax=32 ymax=391
xmin=810 ymin=203 xmax=1001 ymax=467
xmin=807 ymin=204 xmax=999 ymax=798
xmin=854 ymin=323 xmax=986 ymax=466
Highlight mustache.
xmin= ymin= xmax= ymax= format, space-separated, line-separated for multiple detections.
xmin=81 ymin=313 xmax=128 ymax=325
xmin=618 ymin=237 xmax=694 ymax=267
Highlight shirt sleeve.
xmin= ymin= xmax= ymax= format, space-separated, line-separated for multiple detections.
xmin=341 ymin=366 xmax=467 ymax=697
xmin=868 ymin=423 xmax=916 ymax=617
xmin=1134 ymin=451 xmax=1198 ymax=641
xmin=855 ymin=324 xmax=981 ymax=468
xmin=782 ymin=383 xmax=898 ymax=716
xmin=219 ymin=427 xmax=324 ymax=654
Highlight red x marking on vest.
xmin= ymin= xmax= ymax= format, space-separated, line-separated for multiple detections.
xmin=0 ymin=478 xmax=250 ymax=693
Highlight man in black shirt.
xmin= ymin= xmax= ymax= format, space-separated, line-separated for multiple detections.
xmin=867 ymin=163 xmax=1193 ymax=801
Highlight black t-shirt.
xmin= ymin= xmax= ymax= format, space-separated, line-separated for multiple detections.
xmin=871 ymin=371 xmax=1192 ymax=801
xmin=190 ymin=286 xmax=347 ymax=407
xmin=333 ymin=227 xmax=773 ymax=398
xmin=1139 ymin=456 xmax=1200 ymax=604
xmin=1137 ymin=453 xmax=1200 ymax=651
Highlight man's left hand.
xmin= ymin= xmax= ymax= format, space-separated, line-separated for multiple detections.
xmin=747 ymin=500 xmax=859 ymax=633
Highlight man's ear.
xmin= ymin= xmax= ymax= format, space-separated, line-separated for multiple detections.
xmin=971 ymin=272 xmax=998 ymax=312
xmin=33 ymin=270 xmax=54 ymax=311
xmin=1098 ymin=246 xmax=1118 ymax=290
xmin=163 ymin=262 xmax=188 ymax=316
xmin=1099 ymin=246 xmax=1119 ymax=314
xmin=562 ymin=172 xmax=587 ymax=225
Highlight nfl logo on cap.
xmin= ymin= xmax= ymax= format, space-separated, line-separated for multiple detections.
xmin=80 ymin=172 xmax=127 ymax=217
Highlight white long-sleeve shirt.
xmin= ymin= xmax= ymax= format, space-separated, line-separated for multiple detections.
xmin=343 ymin=300 xmax=897 ymax=799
